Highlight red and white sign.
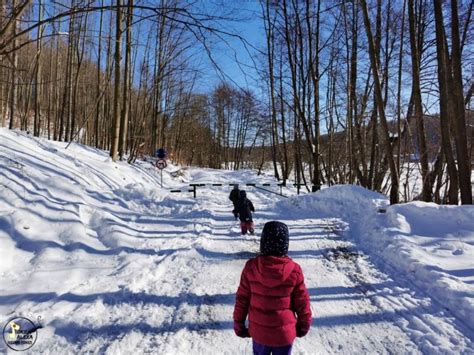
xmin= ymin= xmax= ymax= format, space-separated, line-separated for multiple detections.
xmin=155 ymin=159 xmax=167 ymax=170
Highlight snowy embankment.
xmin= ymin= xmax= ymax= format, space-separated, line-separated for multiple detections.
xmin=0 ymin=128 xmax=473 ymax=354
xmin=0 ymin=129 xmax=279 ymax=353
xmin=278 ymin=186 xmax=474 ymax=330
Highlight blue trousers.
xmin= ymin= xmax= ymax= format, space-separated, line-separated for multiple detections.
xmin=253 ymin=341 xmax=293 ymax=355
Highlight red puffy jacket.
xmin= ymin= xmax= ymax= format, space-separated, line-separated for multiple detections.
xmin=233 ymin=255 xmax=312 ymax=347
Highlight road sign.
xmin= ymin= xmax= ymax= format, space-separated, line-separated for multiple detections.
xmin=156 ymin=148 xmax=167 ymax=159
xmin=156 ymin=159 xmax=167 ymax=169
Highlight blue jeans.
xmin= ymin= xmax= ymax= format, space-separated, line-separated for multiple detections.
xmin=253 ymin=340 xmax=293 ymax=355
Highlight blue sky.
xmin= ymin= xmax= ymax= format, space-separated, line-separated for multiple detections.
xmin=26 ymin=0 xmax=265 ymax=95
xmin=191 ymin=1 xmax=266 ymax=94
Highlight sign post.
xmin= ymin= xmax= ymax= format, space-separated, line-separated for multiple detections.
xmin=155 ymin=159 xmax=167 ymax=187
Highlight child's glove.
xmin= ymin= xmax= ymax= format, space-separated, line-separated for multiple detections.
xmin=296 ymin=324 xmax=309 ymax=337
xmin=234 ymin=322 xmax=250 ymax=338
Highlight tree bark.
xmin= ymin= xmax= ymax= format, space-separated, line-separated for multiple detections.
xmin=110 ymin=0 xmax=122 ymax=161
xmin=449 ymin=0 xmax=472 ymax=204
xmin=119 ymin=0 xmax=133 ymax=160
xmin=360 ymin=0 xmax=399 ymax=204
xmin=8 ymin=0 xmax=18 ymax=130
xmin=408 ymin=0 xmax=431 ymax=201
xmin=433 ymin=0 xmax=459 ymax=204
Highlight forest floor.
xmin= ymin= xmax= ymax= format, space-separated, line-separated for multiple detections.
xmin=0 ymin=128 xmax=473 ymax=354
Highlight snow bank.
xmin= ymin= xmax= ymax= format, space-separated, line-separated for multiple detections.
xmin=380 ymin=203 xmax=474 ymax=329
xmin=0 ymin=129 xmax=183 ymax=292
xmin=280 ymin=184 xmax=388 ymax=220
xmin=278 ymin=185 xmax=474 ymax=330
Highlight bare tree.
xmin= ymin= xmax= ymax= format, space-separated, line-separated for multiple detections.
xmin=110 ymin=0 xmax=122 ymax=161
xmin=408 ymin=0 xmax=431 ymax=201
xmin=119 ymin=0 xmax=133 ymax=160
xmin=360 ymin=0 xmax=399 ymax=204
xmin=449 ymin=0 xmax=472 ymax=204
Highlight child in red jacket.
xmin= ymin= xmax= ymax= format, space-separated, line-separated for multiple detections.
xmin=233 ymin=221 xmax=312 ymax=355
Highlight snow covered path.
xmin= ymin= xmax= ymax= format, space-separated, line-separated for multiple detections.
xmin=0 ymin=129 xmax=473 ymax=354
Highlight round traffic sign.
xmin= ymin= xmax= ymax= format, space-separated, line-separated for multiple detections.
xmin=156 ymin=159 xmax=167 ymax=169
xmin=156 ymin=148 xmax=167 ymax=159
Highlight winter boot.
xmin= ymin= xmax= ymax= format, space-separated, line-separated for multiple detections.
xmin=240 ymin=221 xmax=248 ymax=235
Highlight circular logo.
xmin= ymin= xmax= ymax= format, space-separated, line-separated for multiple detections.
xmin=3 ymin=317 xmax=38 ymax=351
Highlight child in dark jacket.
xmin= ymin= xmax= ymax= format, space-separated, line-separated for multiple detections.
xmin=235 ymin=190 xmax=255 ymax=235
xmin=233 ymin=221 xmax=312 ymax=355
xmin=229 ymin=185 xmax=240 ymax=220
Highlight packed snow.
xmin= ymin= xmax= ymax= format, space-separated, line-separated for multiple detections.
xmin=0 ymin=128 xmax=473 ymax=354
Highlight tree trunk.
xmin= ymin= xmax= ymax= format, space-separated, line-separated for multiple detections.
xmin=306 ymin=0 xmax=321 ymax=191
xmin=8 ymin=0 xmax=18 ymax=130
xmin=119 ymin=0 xmax=133 ymax=160
xmin=262 ymin=0 xmax=281 ymax=181
xmin=360 ymin=0 xmax=399 ymax=204
xmin=34 ymin=0 xmax=44 ymax=137
xmin=433 ymin=0 xmax=459 ymax=204
xmin=110 ymin=0 xmax=122 ymax=161
xmin=95 ymin=0 xmax=104 ymax=148
xmin=449 ymin=0 xmax=472 ymax=204
xmin=396 ymin=0 xmax=407 ymax=185
xmin=408 ymin=0 xmax=431 ymax=201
